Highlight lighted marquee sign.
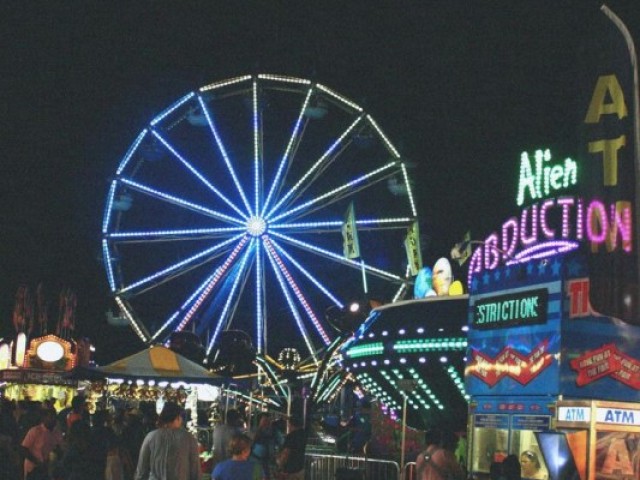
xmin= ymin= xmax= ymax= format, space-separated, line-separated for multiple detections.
xmin=516 ymin=149 xmax=577 ymax=206
xmin=467 ymin=339 xmax=553 ymax=386
xmin=468 ymin=148 xmax=633 ymax=284
xmin=36 ymin=341 xmax=65 ymax=362
xmin=473 ymin=289 xmax=548 ymax=330
xmin=25 ymin=335 xmax=75 ymax=370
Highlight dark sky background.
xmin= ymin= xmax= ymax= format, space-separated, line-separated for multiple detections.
xmin=1 ymin=1 xmax=639 ymax=364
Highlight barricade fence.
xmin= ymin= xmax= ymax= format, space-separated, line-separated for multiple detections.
xmin=405 ymin=461 xmax=417 ymax=480
xmin=304 ymin=452 xmax=410 ymax=480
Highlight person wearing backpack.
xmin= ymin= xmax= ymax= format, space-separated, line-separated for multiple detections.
xmin=415 ymin=429 xmax=465 ymax=480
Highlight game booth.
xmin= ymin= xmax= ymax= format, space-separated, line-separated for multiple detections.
xmin=0 ymin=333 xmax=88 ymax=409
xmin=464 ymin=10 xmax=640 ymax=479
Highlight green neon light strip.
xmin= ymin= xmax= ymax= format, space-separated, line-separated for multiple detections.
xmin=345 ymin=342 xmax=383 ymax=358
xmin=393 ymin=337 xmax=467 ymax=352
xmin=389 ymin=369 xmax=432 ymax=411
xmin=446 ymin=365 xmax=470 ymax=401
xmin=359 ymin=372 xmax=400 ymax=410
xmin=406 ymin=367 xmax=444 ymax=410
xmin=317 ymin=375 xmax=342 ymax=403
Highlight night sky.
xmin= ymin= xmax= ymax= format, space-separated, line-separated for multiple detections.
xmin=2 ymin=2 xmax=639 ymax=363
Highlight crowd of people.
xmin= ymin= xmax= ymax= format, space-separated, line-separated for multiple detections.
xmin=0 ymin=396 xmax=308 ymax=480
xmin=0 ymin=395 xmax=165 ymax=480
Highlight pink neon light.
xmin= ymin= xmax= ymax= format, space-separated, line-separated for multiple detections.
xmin=467 ymin=248 xmax=483 ymax=286
xmin=576 ymin=198 xmax=584 ymax=240
xmin=556 ymin=197 xmax=574 ymax=238
xmin=612 ymin=202 xmax=633 ymax=252
xmin=520 ymin=205 xmax=538 ymax=246
xmin=506 ymin=240 xmax=579 ymax=264
xmin=467 ymin=194 xmax=635 ymax=288
xmin=587 ymin=200 xmax=608 ymax=243
xmin=262 ymin=237 xmax=331 ymax=345
xmin=540 ymin=200 xmax=555 ymax=238
xmin=501 ymin=218 xmax=518 ymax=260
xmin=484 ymin=234 xmax=500 ymax=270
xmin=174 ymin=236 xmax=249 ymax=333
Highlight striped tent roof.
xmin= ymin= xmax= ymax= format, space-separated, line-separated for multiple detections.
xmin=98 ymin=345 xmax=221 ymax=384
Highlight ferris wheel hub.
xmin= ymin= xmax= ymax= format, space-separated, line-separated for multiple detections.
xmin=246 ymin=216 xmax=267 ymax=236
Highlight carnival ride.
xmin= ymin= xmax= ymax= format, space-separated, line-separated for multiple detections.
xmin=342 ymin=295 xmax=470 ymax=429
xmin=101 ymin=74 xmax=418 ymax=374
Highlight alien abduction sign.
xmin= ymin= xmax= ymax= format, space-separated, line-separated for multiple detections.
xmin=468 ymin=8 xmax=640 ymax=325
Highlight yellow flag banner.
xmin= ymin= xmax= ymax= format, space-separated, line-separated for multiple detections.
xmin=404 ymin=221 xmax=422 ymax=276
xmin=342 ymin=202 xmax=360 ymax=259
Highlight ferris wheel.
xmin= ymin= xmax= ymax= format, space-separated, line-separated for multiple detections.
xmin=101 ymin=74 xmax=418 ymax=362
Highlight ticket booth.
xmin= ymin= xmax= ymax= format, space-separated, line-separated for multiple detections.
xmin=468 ymin=396 xmax=554 ymax=477
xmin=465 ymin=253 xmax=566 ymax=480
xmin=465 ymin=248 xmax=640 ymax=480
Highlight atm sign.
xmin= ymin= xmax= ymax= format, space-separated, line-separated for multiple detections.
xmin=559 ymin=407 xmax=640 ymax=426
xmin=558 ymin=406 xmax=591 ymax=423
xmin=597 ymin=408 xmax=640 ymax=426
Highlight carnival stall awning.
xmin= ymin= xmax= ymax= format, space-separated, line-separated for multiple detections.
xmin=90 ymin=345 xmax=223 ymax=384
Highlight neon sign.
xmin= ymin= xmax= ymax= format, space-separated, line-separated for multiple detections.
xmin=473 ymin=289 xmax=548 ymax=329
xmin=469 ymin=194 xmax=632 ymax=281
xmin=517 ymin=149 xmax=578 ymax=206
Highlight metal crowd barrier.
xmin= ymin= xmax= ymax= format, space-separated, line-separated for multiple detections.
xmin=305 ymin=452 xmax=402 ymax=480
xmin=404 ymin=461 xmax=417 ymax=480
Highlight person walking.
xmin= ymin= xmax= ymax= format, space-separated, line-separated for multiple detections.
xmin=61 ymin=420 xmax=106 ymax=479
xmin=415 ymin=429 xmax=464 ymax=480
xmin=20 ymin=408 xmax=63 ymax=480
xmin=251 ymin=413 xmax=274 ymax=479
xmin=212 ymin=409 xmax=242 ymax=465
xmin=275 ymin=416 xmax=306 ymax=480
xmin=212 ymin=433 xmax=262 ymax=480
xmin=134 ymin=402 xmax=200 ymax=480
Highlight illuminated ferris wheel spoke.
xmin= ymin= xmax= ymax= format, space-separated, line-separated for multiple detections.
xmin=392 ymin=278 xmax=409 ymax=303
xmin=106 ymin=226 xmax=246 ymax=243
xmin=119 ymin=177 xmax=245 ymax=226
xmin=117 ymin=234 xmax=245 ymax=296
xmin=253 ymin=80 xmax=262 ymax=216
xmin=255 ymin=242 xmax=265 ymax=353
xmin=115 ymin=297 xmax=151 ymax=343
xmin=262 ymin=87 xmax=314 ymax=216
xmin=205 ymin=244 xmax=255 ymax=355
xmin=151 ymin=130 xmax=248 ymax=219
xmin=263 ymin=237 xmax=330 ymax=345
xmin=264 ymin=245 xmax=318 ymax=362
xmin=271 ymin=231 xmax=405 ymax=283
xmin=151 ymin=265 xmax=227 ymax=343
xmin=269 ymin=161 xmax=399 ymax=223
xmin=270 ymin=217 xmax=413 ymax=234
xmin=198 ymin=95 xmax=253 ymax=216
xmin=269 ymin=238 xmax=344 ymax=309
xmin=266 ymin=115 xmax=365 ymax=218
xmin=174 ymin=236 xmax=250 ymax=334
